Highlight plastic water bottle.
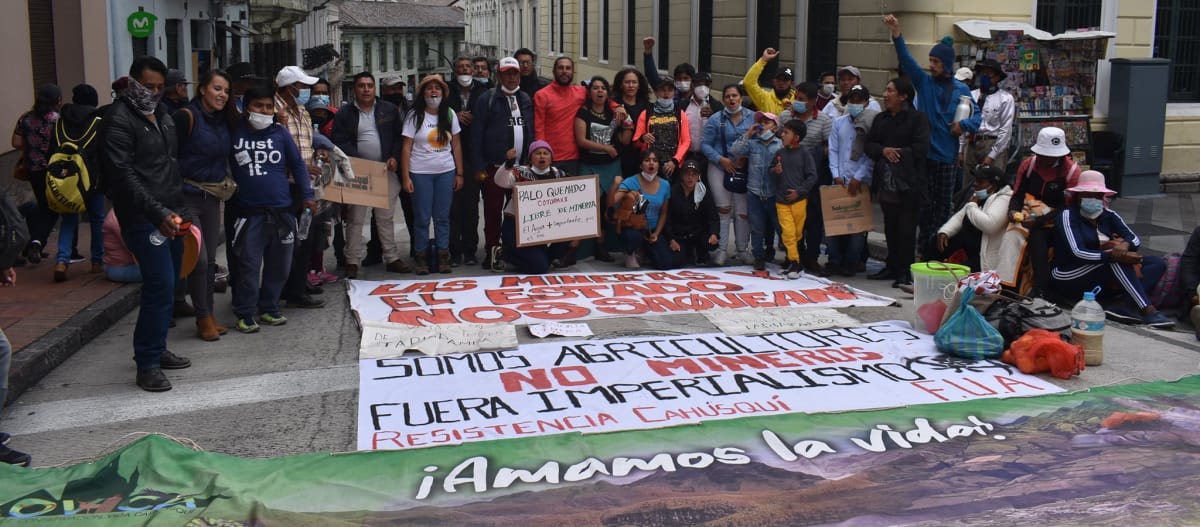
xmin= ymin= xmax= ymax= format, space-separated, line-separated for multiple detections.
xmin=1071 ymin=286 xmax=1105 ymax=366
xmin=297 ymin=207 xmax=312 ymax=241
xmin=149 ymin=230 xmax=167 ymax=246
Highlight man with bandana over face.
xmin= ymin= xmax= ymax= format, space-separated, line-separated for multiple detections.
xmin=741 ymin=47 xmax=796 ymax=115
xmin=101 ymin=56 xmax=192 ymax=392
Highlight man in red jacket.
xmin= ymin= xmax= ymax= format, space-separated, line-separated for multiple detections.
xmin=534 ymin=57 xmax=587 ymax=174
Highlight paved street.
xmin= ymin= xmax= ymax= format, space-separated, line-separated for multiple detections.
xmin=2 ymin=197 xmax=1198 ymax=468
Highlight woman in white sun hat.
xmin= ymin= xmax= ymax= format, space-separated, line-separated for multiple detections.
xmin=1051 ymin=170 xmax=1173 ymax=329
xmin=996 ymin=126 xmax=1081 ymax=297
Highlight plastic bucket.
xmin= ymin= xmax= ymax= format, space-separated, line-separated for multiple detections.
xmin=910 ymin=262 xmax=971 ymax=334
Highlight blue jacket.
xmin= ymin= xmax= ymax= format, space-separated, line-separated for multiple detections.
xmin=174 ymin=101 xmax=232 ymax=192
xmin=230 ymin=123 xmax=313 ymax=209
xmin=701 ymin=108 xmax=755 ymax=165
xmin=469 ymin=87 xmax=535 ymax=176
xmin=729 ymin=133 xmax=783 ymax=199
xmin=1053 ymin=206 xmax=1140 ymax=271
xmin=893 ymin=35 xmax=981 ymax=164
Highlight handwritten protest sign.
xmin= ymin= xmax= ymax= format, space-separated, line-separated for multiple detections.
xmin=705 ymin=307 xmax=861 ymax=335
xmin=348 ymin=269 xmax=896 ymax=327
xmin=360 ymin=320 xmax=519 ymax=358
xmin=512 ymin=175 xmax=601 ymax=246
xmin=320 ymin=157 xmax=391 ymax=209
xmin=358 ymin=321 xmax=1064 ymax=450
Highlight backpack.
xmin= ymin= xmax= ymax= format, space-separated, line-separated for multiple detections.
xmin=1150 ymin=252 xmax=1185 ymax=309
xmin=981 ymin=292 xmax=1072 ymax=349
xmin=45 ymin=113 xmax=102 ymax=214
xmin=0 ymin=195 xmax=30 ymax=269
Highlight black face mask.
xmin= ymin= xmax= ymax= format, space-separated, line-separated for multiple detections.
xmin=382 ymin=94 xmax=406 ymax=107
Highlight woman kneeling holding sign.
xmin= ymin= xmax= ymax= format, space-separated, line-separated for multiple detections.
xmin=497 ymin=140 xmax=574 ymax=274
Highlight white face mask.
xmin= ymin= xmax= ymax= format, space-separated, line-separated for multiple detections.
xmin=675 ymin=81 xmax=691 ymax=92
xmin=822 ymin=83 xmax=836 ymax=96
xmin=247 ymin=112 xmax=274 ymax=130
xmin=425 ymin=96 xmax=442 ymax=109
xmin=531 ymin=165 xmax=551 ymax=175
xmin=640 ymin=171 xmax=657 ymax=183
xmin=456 ymin=74 xmax=473 ymax=86
xmin=693 ymin=86 xmax=710 ymax=101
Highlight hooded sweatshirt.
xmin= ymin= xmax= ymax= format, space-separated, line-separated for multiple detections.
xmin=229 ymin=121 xmax=313 ymax=209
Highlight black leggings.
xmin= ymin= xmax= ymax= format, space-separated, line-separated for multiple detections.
xmin=881 ymin=199 xmax=918 ymax=277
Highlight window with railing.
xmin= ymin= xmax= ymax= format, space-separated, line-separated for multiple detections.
xmin=1155 ymin=0 xmax=1200 ymax=102
xmin=1035 ymin=0 xmax=1101 ymax=35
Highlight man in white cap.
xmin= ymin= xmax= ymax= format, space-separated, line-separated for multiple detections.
xmin=822 ymin=65 xmax=881 ymax=119
xmin=1053 ymin=170 xmax=1173 ymax=329
xmin=469 ymin=56 xmax=535 ymax=271
xmin=273 ymin=65 xmax=325 ymax=308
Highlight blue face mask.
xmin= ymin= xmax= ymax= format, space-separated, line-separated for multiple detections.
xmin=1080 ymin=197 xmax=1105 ymax=218
xmin=792 ymin=101 xmax=807 ymax=115
xmin=724 ymin=105 xmax=742 ymax=115
xmin=978 ymin=75 xmax=993 ymax=91
xmin=311 ymin=94 xmax=330 ymax=108
xmin=656 ymin=98 xmax=674 ymax=112
xmin=846 ymin=103 xmax=865 ymax=117
xmin=760 ymin=131 xmax=775 ymax=141
xmin=974 ymin=189 xmax=989 ymax=201
xmin=295 ymin=88 xmax=311 ymax=106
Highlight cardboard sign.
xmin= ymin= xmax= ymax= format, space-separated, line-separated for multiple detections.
xmin=321 ymin=157 xmax=392 ymax=209
xmin=820 ymin=184 xmax=874 ymax=236
xmin=512 ymin=175 xmax=601 ymax=247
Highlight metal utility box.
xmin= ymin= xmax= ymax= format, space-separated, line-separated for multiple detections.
xmin=1107 ymin=58 xmax=1170 ymax=196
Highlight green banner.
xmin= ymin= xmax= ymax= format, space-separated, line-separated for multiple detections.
xmin=3 ymin=376 xmax=1199 ymax=526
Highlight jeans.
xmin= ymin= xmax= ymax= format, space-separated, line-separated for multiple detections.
xmin=122 ymin=222 xmax=183 ymax=371
xmin=799 ymin=193 xmax=824 ymax=261
xmin=746 ymin=193 xmax=778 ymax=260
xmin=705 ymin=164 xmax=750 ymax=256
xmin=55 ymin=192 xmax=106 ymax=264
xmin=105 ymin=264 xmax=142 ymax=283
xmin=670 ymin=233 xmax=717 ymax=268
xmin=623 ymin=229 xmax=673 ymax=270
xmin=826 ymin=233 xmax=867 ymax=271
xmin=230 ymin=211 xmax=295 ymax=319
xmin=411 ymin=170 xmax=456 ymax=254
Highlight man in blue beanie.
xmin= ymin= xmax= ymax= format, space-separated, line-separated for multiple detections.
xmin=883 ymin=14 xmax=981 ymax=256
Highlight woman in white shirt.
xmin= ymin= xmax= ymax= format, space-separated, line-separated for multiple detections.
xmin=401 ymin=75 xmax=464 ymax=275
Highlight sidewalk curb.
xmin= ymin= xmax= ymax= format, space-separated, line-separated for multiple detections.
xmin=5 ymin=283 xmax=142 ymax=405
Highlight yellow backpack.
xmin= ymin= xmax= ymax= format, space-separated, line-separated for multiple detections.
xmin=45 ymin=115 xmax=100 ymax=214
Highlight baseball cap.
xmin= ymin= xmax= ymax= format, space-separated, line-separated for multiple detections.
xmin=226 ymin=62 xmax=264 ymax=81
xmin=681 ymin=159 xmax=701 ymax=173
xmin=498 ymin=57 xmax=520 ymax=73
xmin=654 ymin=77 xmax=675 ymax=91
xmin=775 ymin=67 xmax=794 ymax=81
xmin=275 ymin=65 xmax=318 ymax=88
xmin=165 ymin=69 xmax=189 ymax=89
xmin=847 ymin=84 xmax=870 ymax=100
xmin=973 ymin=164 xmax=1007 ymax=185
xmin=954 ymin=67 xmax=974 ymax=82
xmin=837 ymin=65 xmax=862 ymax=79
xmin=382 ymin=76 xmax=405 ymax=87
xmin=754 ymin=111 xmax=781 ymax=129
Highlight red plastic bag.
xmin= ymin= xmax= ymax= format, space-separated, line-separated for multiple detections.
xmin=1001 ymin=329 xmax=1084 ymax=380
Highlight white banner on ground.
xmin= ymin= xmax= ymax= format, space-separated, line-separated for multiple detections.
xmin=358 ymin=321 xmax=1064 ymax=450
xmin=705 ymin=307 xmax=861 ymax=335
xmin=348 ymin=268 xmax=895 ymax=327
xmin=359 ymin=320 xmax=520 ymax=358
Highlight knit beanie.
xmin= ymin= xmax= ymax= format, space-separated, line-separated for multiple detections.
xmin=929 ymin=36 xmax=956 ymax=73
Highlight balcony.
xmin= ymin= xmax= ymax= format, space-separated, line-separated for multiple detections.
xmin=249 ymin=0 xmax=310 ymax=32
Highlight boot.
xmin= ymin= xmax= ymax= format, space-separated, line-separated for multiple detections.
xmin=413 ymin=253 xmax=429 ymax=275
xmin=196 ymin=316 xmax=220 ymax=341
xmin=209 ymin=315 xmax=228 ymax=336
xmin=438 ymin=250 xmax=452 ymax=274
xmin=53 ymin=262 xmax=68 ymax=283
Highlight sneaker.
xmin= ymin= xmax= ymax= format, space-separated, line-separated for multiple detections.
xmin=1143 ymin=310 xmax=1176 ymax=330
xmin=160 ymin=350 xmax=192 ymax=369
xmin=1105 ymin=305 xmax=1142 ymax=325
xmin=173 ymin=299 xmax=196 ymax=318
xmin=625 ymin=254 xmax=641 ymax=269
xmin=464 ymin=254 xmax=478 ymax=266
xmin=318 ymin=270 xmax=339 ymax=284
xmin=307 ymin=271 xmax=323 ymax=287
xmin=490 ymin=246 xmax=504 ymax=272
xmin=259 ymin=312 xmax=288 ymax=326
xmin=711 ymin=249 xmax=727 ymax=266
xmin=735 ymin=250 xmax=752 ymax=263
xmin=24 ymin=241 xmax=41 ymax=264
xmin=0 ymin=432 xmax=9 ymax=444
xmin=785 ymin=261 xmax=801 ymax=280
xmin=69 ymin=251 xmax=86 ymax=264
xmin=753 ymin=258 xmax=765 ymax=271
xmin=136 ymin=368 xmax=172 ymax=392
xmin=53 ymin=262 xmax=67 ymax=283
xmin=0 ymin=444 xmax=31 ymax=467
xmin=237 ymin=317 xmax=260 ymax=333
xmin=285 ymin=295 xmax=325 ymax=309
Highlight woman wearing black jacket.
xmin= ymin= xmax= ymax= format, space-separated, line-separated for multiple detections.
xmin=865 ymin=77 xmax=930 ymax=288
xmin=666 ymin=160 xmax=720 ymax=268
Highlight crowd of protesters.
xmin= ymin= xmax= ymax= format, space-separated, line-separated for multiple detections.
xmin=2 ymin=12 xmax=1195 ymax=409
